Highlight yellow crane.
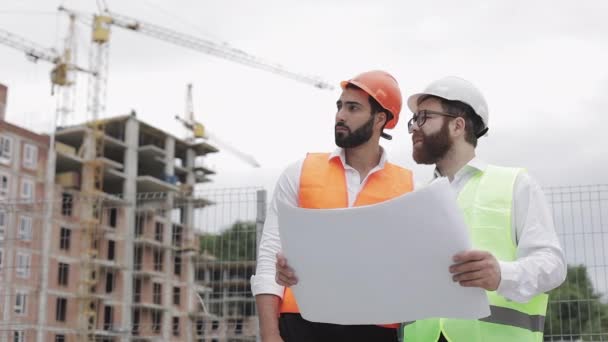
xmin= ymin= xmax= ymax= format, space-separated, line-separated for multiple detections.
xmin=58 ymin=5 xmax=334 ymax=123
xmin=175 ymin=83 xmax=261 ymax=167
xmin=0 ymin=14 xmax=95 ymax=125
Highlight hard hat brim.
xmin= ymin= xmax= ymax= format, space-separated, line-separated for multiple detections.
xmin=406 ymin=93 xmax=430 ymax=114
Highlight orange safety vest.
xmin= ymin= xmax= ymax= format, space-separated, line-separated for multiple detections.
xmin=279 ymin=152 xmax=414 ymax=329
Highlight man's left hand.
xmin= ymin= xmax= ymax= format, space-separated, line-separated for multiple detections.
xmin=450 ymin=250 xmax=501 ymax=291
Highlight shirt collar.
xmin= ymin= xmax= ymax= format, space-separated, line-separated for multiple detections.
xmin=329 ymin=147 xmax=388 ymax=170
xmin=433 ymin=156 xmax=488 ymax=179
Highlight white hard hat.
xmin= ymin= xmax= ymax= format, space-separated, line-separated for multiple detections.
xmin=407 ymin=76 xmax=489 ymax=137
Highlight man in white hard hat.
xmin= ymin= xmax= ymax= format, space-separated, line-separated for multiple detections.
xmin=401 ymin=76 xmax=567 ymax=342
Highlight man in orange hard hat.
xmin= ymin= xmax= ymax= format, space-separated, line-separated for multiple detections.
xmin=251 ymin=70 xmax=414 ymax=342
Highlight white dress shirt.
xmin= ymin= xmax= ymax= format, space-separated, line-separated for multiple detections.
xmin=250 ymin=148 xmax=389 ymax=298
xmin=433 ymin=157 xmax=566 ymax=302
xmin=251 ymin=152 xmax=567 ymax=304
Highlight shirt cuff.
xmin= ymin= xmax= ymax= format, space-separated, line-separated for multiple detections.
xmin=250 ymin=274 xmax=285 ymax=298
xmin=496 ymin=260 xmax=521 ymax=302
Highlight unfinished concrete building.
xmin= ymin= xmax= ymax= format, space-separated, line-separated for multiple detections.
xmin=1 ymin=107 xmax=218 ymax=341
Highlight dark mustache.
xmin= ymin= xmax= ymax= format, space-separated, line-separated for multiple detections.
xmin=335 ymin=122 xmax=350 ymax=132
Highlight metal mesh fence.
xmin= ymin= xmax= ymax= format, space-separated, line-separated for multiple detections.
xmin=0 ymin=188 xmax=265 ymax=342
xmin=545 ymin=185 xmax=608 ymax=341
xmin=1 ymin=184 xmax=607 ymax=341
xmin=193 ymin=187 xmax=265 ymax=342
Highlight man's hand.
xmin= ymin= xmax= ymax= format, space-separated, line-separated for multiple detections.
xmin=275 ymin=252 xmax=298 ymax=287
xmin=450 ymin=250 xmax=501 ymax=291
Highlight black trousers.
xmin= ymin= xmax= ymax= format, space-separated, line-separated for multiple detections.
xmin=279 ymin=313 xmax=398 ymax=342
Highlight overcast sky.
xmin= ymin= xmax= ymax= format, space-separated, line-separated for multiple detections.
xmin=2 ymin=1 xmax=607 ymax=200
xmin=2 ymin=0 xmax=606 ymax=194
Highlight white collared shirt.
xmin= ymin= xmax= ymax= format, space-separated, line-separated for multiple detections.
xmin=251 ymin=153 xmax=566 ymax=303
xmin=250 ymin=148 xmax=389 ymax=297
xmin=434 ymin=157 xmax=567 ymax=302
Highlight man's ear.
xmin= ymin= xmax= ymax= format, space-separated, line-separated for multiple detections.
xmin=376 ymin=111 xmax=388 ymax=126
xmin=452 ymin=116 xmax=466 ymax=137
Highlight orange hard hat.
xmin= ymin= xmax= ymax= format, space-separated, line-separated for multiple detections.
xmin=340 ymin=70 xmax=402 ymax=129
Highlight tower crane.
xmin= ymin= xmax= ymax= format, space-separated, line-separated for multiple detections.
xmin=0 ymin=14 xmax=95 ymax=125
xmin=175 ymin=83 xmax=261 ymax=167
xmin=58 ymin=5 xmax=334 ymax=122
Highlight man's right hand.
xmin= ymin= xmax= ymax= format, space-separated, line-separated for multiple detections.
xmin=275 ymin=252 xmax=298 ymax=286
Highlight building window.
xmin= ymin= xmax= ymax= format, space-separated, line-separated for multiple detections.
xmin=212 ymin=320 xmax=219 ymax=330
xmin=16 ymin=252 xmax=31 ymax=278
xmin=0 ymin=248 xmax=3 ymax=269
xmin=172 ymin=224 xmax=182 ymax=247
xmin=133 ymin=278 xmax=142 ymax=303
xmin=174 ymin=255 xmax=182 ymax=276
xmin=132 ymin=309 xmax=140 ymax=336
xmin=173 ymin=286 xmax=181 ymax=306
xmin=17 ymin=216 xmax=32 ymax=241
xmin=56 ymin=297 xmax=67 ymax=322
xmin=59 ymin=227 xmax=71 ymax=250
xmin=134 ymin=246 xmax=142 ymax=270
xmin=55 ymin=334 xmax=66 ymax=342
xmin=235 ymin=318 xmax=243 ymax=335
xmin=14 ymin=291 xmax=27 ymax=315
xmin=151 ymin=310 xmax=162 ymax=333
xmin=108 ymin=208 xmax=117 ymax=228
xmin=61 ymin=193 xmax=72 ymax=216
xmin=107 ymin=240 xmax=115 ymax=260
xmin=153 ymin=283 xmax=162 ymax=305
xmin=12 ymin=331 xmax=24 ymax=342
xmin=0 ymin=209 xmax=6 ymax=241
xmin=0 ymin=172 xmax=9 ymax=199
xmin=134 ymin=214 xmax=144 ymax=237
xmin=23 ymin=143 xmax=38 ymax=168
xmin=196 ymin=319 xmax=204 ymax=336
xmin=58 ymin=263 xmax=69 ymax=286
xmin=172 ymin=316 xmax=180 ymax=336
xmin=103 ymin=305 xmax=113 ymax=330
xmin=153 ymin=249 xmax=163 ymax=271
xmin=0 ymin=135 xmax=12 ymax=162
xmin=154 ymin=222 xmax=163 ymax=242
xmin=20 ymin=178 xmax=34 ymax=200
xmin=105 ymin=271 xmax=115 ymax=293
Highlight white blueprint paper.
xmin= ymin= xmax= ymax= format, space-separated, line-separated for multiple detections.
xmin=277 ymin=178 xmax=490 ymax=324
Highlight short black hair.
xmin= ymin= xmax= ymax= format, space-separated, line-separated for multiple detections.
xmin=417 ymin=95 xmax=484 ymax=147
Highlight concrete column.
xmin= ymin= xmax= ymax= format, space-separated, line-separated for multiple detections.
xmin=120 ymin=117 xmax=139 ymax=341
xmin=36 ymin=131 xmax=56 ymax=342
xmin=184 ymin=147 xmax=196 ymax=342
xmin=162 ymin=136 xmax=175 ymax=341
xmin=0 ymin=84 xmax=7 ymax=121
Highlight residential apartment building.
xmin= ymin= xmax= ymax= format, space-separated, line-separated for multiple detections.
xmin=0 ymin=97 xmax=50 ymax=342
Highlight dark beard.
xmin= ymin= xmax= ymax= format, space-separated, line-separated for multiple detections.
xmin=412 ymin=120 xmax=452 ymax=164
xmin=335 ymin=115 xmax=375 ymax=148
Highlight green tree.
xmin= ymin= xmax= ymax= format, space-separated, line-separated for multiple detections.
xmin=544 ymin=265 xmax=608 ymax=341
xmin=199 ymin=220 xmax=257 ymax=261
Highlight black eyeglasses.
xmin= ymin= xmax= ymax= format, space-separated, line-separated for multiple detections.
xmin=407 ymin=110 xmax=460 ymax=133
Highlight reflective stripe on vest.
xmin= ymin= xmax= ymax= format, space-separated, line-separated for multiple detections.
xmin=403 ymin=165 xmax=549 ymax=342
xmin=280 ymin=152 xmax=414 ymax=328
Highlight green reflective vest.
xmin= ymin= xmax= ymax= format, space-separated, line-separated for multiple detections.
xmin=402 ymin=165 xmax=548 ymax=342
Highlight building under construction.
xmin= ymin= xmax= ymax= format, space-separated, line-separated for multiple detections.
xmin=0 ymin=84 xmax=230 ymax=341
